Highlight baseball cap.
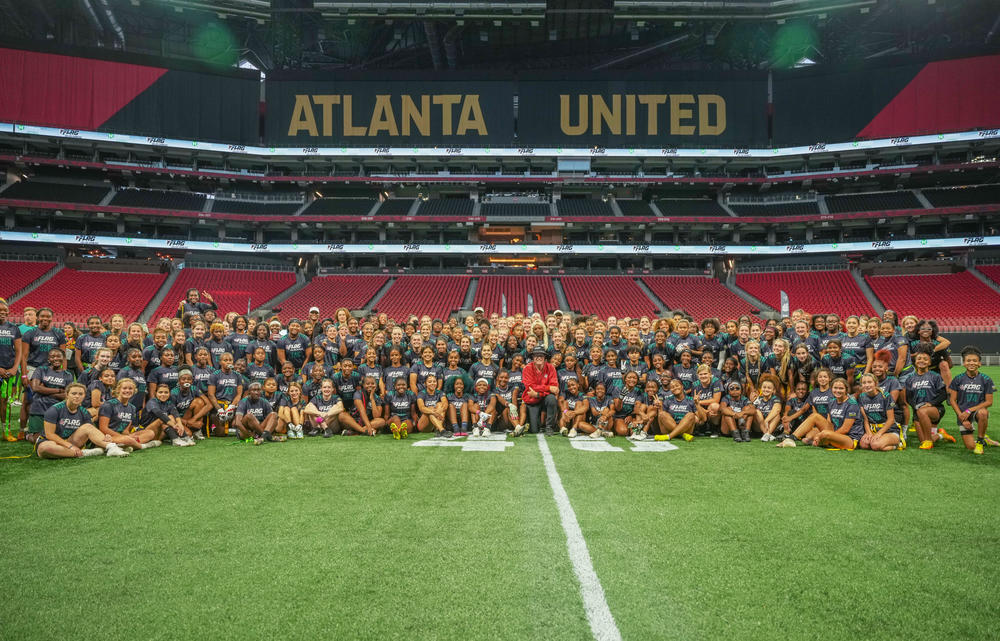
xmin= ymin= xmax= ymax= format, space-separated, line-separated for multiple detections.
xmin=531 ymin=347 xmax=547 ymax=358
xmin=473 ymin=306 xmax=485 ymax=313
xmin=309 ymin=306 xmax=320 ymax=313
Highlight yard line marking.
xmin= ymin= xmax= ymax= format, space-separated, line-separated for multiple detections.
xmin=537 ymin=434 xmax=622 ymax=641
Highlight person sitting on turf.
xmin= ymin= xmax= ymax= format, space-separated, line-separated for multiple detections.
xmin=809 ymin=377 xmax=863 ymax=450
xmin=36 ymin=382 xmax=130 ymax=459
xmin=469 ymin=377 xmax=496 ymax=437
xmin=720 ymin=381 xmax=753 ymax=442
xmin=140 ymin=382 xmax=196 ymax=447
xmin=303 ymin=378 xmax=345 ymax=437
xmin=948 ymin=345 xmax=996 ymax=455
xmin=660 ymin=378 xmax=698 ymax=442
xmin=416 ymin=373 xmax=450 ymax=437
xmin=558 ymin=376 xmax=591 ymax=438
xmin=615 ymin=370 xmax=647 ymax=440
xmin=96 ymin=378 xmax=160 ymax=451
xmin=518 ymin=347 xmax=558 ymax=436
xmin=857 ymin=373 xmax=900 ymax=451
xmin=751 ymin=376 xmax=783 ymax=442
xmin=234 ymin=381 xmax=279 ymax=445
xmin=385 ymin=376 xmax=417 ymax=439
xmin=279 ymin=381 xmax=308 ymax=439
xmin=340 ymin=374 xmax=385 ymax=436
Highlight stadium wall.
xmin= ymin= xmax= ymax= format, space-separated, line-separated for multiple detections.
xmin=0 ymin=45 xmax=258 ymax=144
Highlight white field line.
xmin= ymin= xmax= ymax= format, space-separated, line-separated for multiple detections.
xmin=536 ymin=434 xmax=623 ymax=641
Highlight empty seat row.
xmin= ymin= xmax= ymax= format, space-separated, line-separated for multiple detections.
xmin=278 ymin=275 xmax=389 ymax=319
xmin=825 ymin=191 xmax=922 ymax=213
xmin=2 ymin=181 xmax=110 ymax=204
xmin=735 ymin=270 xmax=876 ymax=318
xmin=922 ymin=185 xmax=1000 ymax=208
xmin=374 ymin=276 xmax=471 ymax=321
xmin=480 ymin=202 xmax=551 ymax=217
xmin=865 ymin=271 xmax=1000 ymax=332
xmin=12 ymin=268 xmax=167 ymax=324
xmin=555 ymin=199 xmax=613 ymax=216
xmin=110 ymin=189 xmax=207 ymax=211
xmin=473 ymin=276 xmax=560 ymax=316
xmin=560 ymin=276 xmax=658 ymax=318
xmin=415 ymin=199 xmax=475 ymax=216
xmin=150 ymin=268 xmax=297 ymax=322
xmin=616 ymin=200 xmax=654 ymax=216
xmin=0 ymin=260 xmax=58 ymax=300
xmin=301 ymin=198 xmax=378 ymax=216
xmin=728 ymin=201 xmax=820 ymax=216
xmin=643 ymin=276 xmax=761 ymax=322
xmin=654 ymin=198 xmax=728 ymax=217
xmin=212 ymin=200 xmax=302 ymax=215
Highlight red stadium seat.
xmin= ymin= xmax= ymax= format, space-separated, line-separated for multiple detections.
xmin=473 ymin=276 xmax=559 ymax=316
xmin=643 ymin=276 xmax=762 ymax=322
xmin=150 ymin=268 xmax=297 ymax=322
xmin=736 ymin=270 xmax=876 ymax=318
xmin=561 ymin=276 xmax=659 ymax=318
xmin=12 ymin=267 xmax=167 ymax=324
xmin=865 ymin=271 xmax=1000 ymax=332
xmin=279 ymin=275 xmax=389 ymax=319
xmin=978 ymin=265 xmax=1000 ymax=288
xmin=374 ymin=276 xmax=471 ymax=321
xmin=0 ymin=260 xmax=57 ymax=302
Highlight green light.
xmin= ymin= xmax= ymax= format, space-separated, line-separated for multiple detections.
xmin=192 ymin=23 xmax=238 ymax=67
xmin=769 ymin=22 xmax=818 ymax=69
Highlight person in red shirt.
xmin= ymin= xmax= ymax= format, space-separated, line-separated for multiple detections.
xmin=516 ymin=348 xmax=560 ymax=436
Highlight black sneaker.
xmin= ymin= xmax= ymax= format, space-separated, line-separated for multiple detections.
xmin=441 ymin=430 xmax=454 ymax=439
xmin=740 ymin=428 xmax=751 ymax=442
xmin=731 ymin=431 xmax=742 ymax=442
xmin=307 ymin=428 xmax=320 ymax=437
xmin=323 ymin=427 xmax=334 ymax=438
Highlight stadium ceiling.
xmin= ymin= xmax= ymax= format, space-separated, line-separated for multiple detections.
xmin=0 ymin=0 xmax=996 ymax=71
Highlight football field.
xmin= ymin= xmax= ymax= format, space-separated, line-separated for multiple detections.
xmin=2 ymin=369 xmax=999 ymax=641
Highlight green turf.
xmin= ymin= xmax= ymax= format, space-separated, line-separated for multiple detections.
xmin=1 ymin=367 xmax=998 ymax=641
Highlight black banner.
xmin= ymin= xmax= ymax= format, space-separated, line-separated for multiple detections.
xmin=516 ymin=76 xmax=768 ymax=148
xmin=265 ymin=78 xmax=516 ymax=146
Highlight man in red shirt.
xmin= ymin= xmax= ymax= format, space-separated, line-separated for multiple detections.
xmin=516 ymin=348 xmax=559 ymax=436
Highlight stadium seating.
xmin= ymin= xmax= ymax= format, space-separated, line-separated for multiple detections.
xmin=922 ymin=185 xmax=1000 ymax=207
xmin=110 ymin=188 xmax=207 ymax=211
xmin=978 ymin=265 xmax=1000 ymax=287
xmin=11 ymin=268 xmax=167 ymax=324
xmin=480 ymin=202 xmax=551 ymax=217
xmin=211 ymin=200 xmax=302 ymax=215
xmin=416 ymin=199 xmax=475 ymax=216
xmin=642 ymin=276 xmax=761 ymax=321
xmin=374 ymin=275 xmax=471 ymax=320
xmin=555 ymin=199 xmax=613 ymax=216
xmin=654 ymin=198 xmax=729 ymax=217
xmin=473 ymin=276 xmax=560 ymax=316
xmin=561 ymin=276 xmax=659 ymax=318
xmin=616 ymin=200 xmax=654 ymax=216
xmin=825 ymin=191 xmax=922 ymax=213
xmin=278 ymin=275 xmax=389 ymax=319
xmin=865 ymin=271 xmax=1000 ymax=332
xmin=2 ymin=181 xmax=110 ymax=204
xmin=376 ymin=199 xmax=416 ymax=216
xmin=149 ymin=268 xmax=297 ymax=321
xmin=301 ymin=198 xmax=378 ymax=216
xmin=0 ymin=259 xmax=58 ymax=300
xmin=735 ymin=270 xmax=876 ymax=317
xmin=728 ymin=201 xmax=820 ymax=216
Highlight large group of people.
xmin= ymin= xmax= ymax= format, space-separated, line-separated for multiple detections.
xmin=0 ymin=286 xmax=994 ymax=459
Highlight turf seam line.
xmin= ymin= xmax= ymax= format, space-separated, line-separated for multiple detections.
xmin=536 ymin=434 xmax=623 ymax=641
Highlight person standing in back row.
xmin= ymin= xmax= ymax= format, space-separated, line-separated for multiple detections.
xmin=177 ymin=289 xmax=216 ymax=319
xmin=516 ymin=348 xmax=559 ymax=436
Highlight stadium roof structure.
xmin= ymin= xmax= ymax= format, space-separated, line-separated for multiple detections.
xmin=0 ymin=0 xmax=996 ymax=71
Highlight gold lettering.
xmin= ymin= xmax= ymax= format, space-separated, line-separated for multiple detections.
xmin=591 ymin=95 xmax=621 ymax=135
xmin=433 ymin=95 xmax=461 ymax=135
xmin=638 ymin=95 xmax=666 ymax=135
xmin=401 ymin=95 xmax=430 ymax=136
xmin=669 ymin=94 xmax=696 ymax=135
xmin=456 ymin=95 xmax=488 ymax=135
xmin=625 ymin=94 xmax=636 ymax=136
xmin=369 ymin=95 xmax=399 ymax=136
xmin=560 ymin=95 xmax=588 ymax=136
xmin=342 ymin=95 xmax=367 ymax=136
xmin=699 ymin=94 xmax=726 ymax=136
xmin=287 ymin=94 xmax=318 ymax=137
xmin=311 ymin=95 xmax=340 ymax=137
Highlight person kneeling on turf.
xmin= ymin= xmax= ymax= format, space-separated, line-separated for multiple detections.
xmin=234 ymin=382 xmax=279 ymax=445
xmin=518 ymin=348 xmax=558 ymax=436
xmin=948 ymin=345 xmax=997 ymax=455
xmin=36 ymin=383 xmax=129 ymax=459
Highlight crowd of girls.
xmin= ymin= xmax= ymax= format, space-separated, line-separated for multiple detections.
xmin=0 ymin=290 xmax=993 ymax=458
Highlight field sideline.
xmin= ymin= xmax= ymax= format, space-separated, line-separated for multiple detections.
xmin=1 ymin=368 xmax=998 ymax=641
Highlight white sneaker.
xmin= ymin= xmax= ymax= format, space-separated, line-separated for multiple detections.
xmin=761 ymin=433 xmax=773 ymax=442
xmin=105 ymin=444 xmax=129 ymax=457
xmin=481 ymin=426 xmax=491 ymax=437
xmin=602 ymin=430 xmax=615 ymax=438
xmin=512 ymin=424 xmax=526 ymax=437
xmin=589 ymin=429 xmax=603 ymax=439
xmin=472 ymin=426 xmax=481 ymax=437
xmin=193 ymin=432 xmax=205 ymax=441
xmin=296 ymin=425 xmax=304 ymax=438
xmin=633 ymin=431 xmax=646 ymax=441
xmin=81 ymin=447 xmax=103 ymax=457
xmin=185 ymin=437 xmax=198 ymax=446
xmin=143 ymin=440 xmax=162 ymax=449
xmin=569 ymin=427 xmax=578 ymax=438
xmin=172 ymin=438 xmax=186 ymax=447
xmin=560 ymin=426 xmax=569 ymax=436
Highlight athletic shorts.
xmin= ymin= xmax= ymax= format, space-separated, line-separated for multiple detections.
xmin=959 ymin=409 xmax=982 ymax=428
xmin=0 ymin=373 xmax=21 ymax=397
xmin=26 ymin=414 xmax=44 ymax=435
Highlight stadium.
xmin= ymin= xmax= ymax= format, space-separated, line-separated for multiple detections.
xmin=1 ymin=0 xmax=999 ymax=639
